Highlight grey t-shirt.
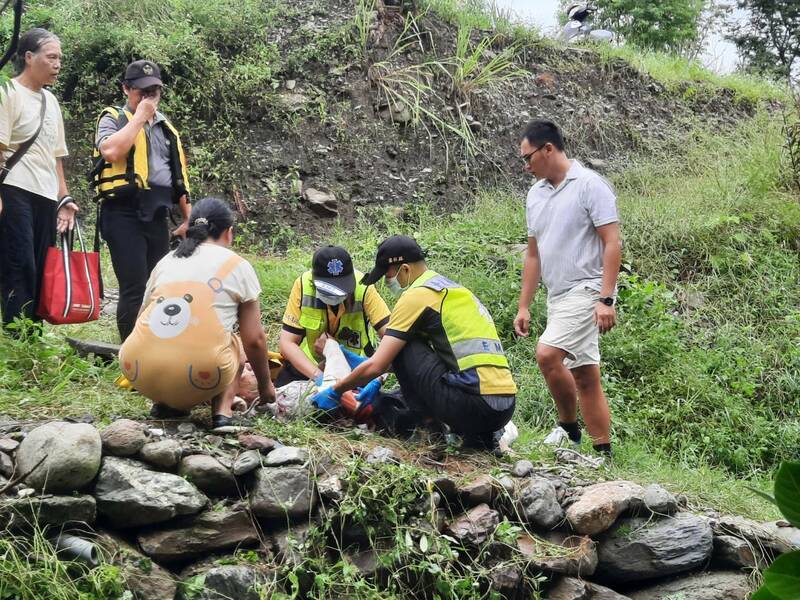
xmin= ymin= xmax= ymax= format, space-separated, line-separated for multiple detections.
xmin=95 ymin=107 xmax=173 ymax=188
xmin=525 ymin=160 xmax=619 ymax=300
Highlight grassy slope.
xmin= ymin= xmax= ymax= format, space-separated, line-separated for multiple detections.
xmin=1 ymin=3 xmax=799 ymax=595
xmin=2 ymin=112 xmax=795 ymax=521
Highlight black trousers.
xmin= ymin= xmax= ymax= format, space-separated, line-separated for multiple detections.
xmin=0 ymin=185 xmax=56 ymax=329
xmin=392 ymin=339 xmax=515 ymax=443
xmin=100 ymin=199 xmax=169 ymax=342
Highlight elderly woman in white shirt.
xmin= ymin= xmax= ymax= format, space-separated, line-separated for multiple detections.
xmin=0 ymin=28 xmax=78 ymax=331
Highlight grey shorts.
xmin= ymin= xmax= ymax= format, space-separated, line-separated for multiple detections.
xmin=539 ymin=285 xmax=601 ymax=369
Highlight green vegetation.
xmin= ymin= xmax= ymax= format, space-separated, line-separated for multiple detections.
xmin=0 ymin=527 xmax=123 ymax=599
xmin=751 ymin=462 xmax=800 ymax=599
xmin=594 ymin=44 xmax=790 ymax=105
xmin=591 ymin=0 xmax=705 ymax=53
xmin=0 ymin=0 xmax=799 ymax=596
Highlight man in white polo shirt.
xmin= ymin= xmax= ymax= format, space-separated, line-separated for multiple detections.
xmin=514 ymin=120 xmax=621 ymax=456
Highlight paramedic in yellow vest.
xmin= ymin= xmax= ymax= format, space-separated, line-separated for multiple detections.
xmin=277 ymin=245 xmax=391 ymax=387
xmin=94 ymin=59 xmax=191 ymax=342
xmin=311 ymin=235 xmax=516 ymax=451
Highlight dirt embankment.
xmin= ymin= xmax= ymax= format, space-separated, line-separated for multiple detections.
xmin=64 ymin=0 xmax=754 ymax=241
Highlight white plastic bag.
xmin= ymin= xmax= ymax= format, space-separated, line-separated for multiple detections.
xmin=498 ymin=420 xmax=518 ymax=453
xmin=267 ymin=340 xmax=353 ymax=421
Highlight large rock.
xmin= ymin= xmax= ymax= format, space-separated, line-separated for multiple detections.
xmin=179 ymin=455 xmax=238 ymax=497
xmin=138 ymin=505 xmax=259 ymax=561
xmin=640 ymin=484 xmax=678 ymax=515
xmin=627 ymin=570 xmax=751 ymax=600
xmin=179 ymin=564 xmax=275 ymax=600
xmin=547 ymin=576 xmax=631 ymax=599
xmin=139 ymin=439 xmax=183 ymax=469
xmin=270 ymin=523 xmax=316 ymax=568
xmin=511 ymin=460 xmax=534 ymax=477
xmin=264 ymin=446 xmax=308 ymax=467
xmin=566 ymin=481 xmax=645 ymax=536
xmin=517 ymin=533 xmax=597 ymax=577
xmin=96 ymin=531 xmax=177 ymax=600
xmin=458 ymin=474 xmax=495 ymax=507
xmin=712 ymin=515 xmax=800 ymax=556
xmin=15 ymin=422 xmax=102 ymax=492
xmin=237 ymin=434 xmax=277 ymax=452
xmin=232 ymin=450 xmax=262 ymax=476
xmin=596 ymin=514 xmax=713 ymax=584
xmin=0 ymin=494 xmax=96 ymax=529
xmin=0 ymin=451 xmax=13 ymax=477
xmin=445 ymin=503 xmax=499 ymax=546
xmin=249 ymin=466 xmax=315 ymax=518
xmin=94 ymin=457 xmax=207 ymax=527
xmin=101 ymin=419 xmax=148 ymax=456
xmin=517 ymin=477 xmax=565 ymax=530
xmin=713 ymin=534 xmax=764 ymax=569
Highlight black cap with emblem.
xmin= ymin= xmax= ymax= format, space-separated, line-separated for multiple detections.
xmin=124 ymin=59 xmax=163 ymax=89
xmin=361 ymin=235 xmax=426 ymax=285
xmin=312 ymin=245 xmax=356 ymax=295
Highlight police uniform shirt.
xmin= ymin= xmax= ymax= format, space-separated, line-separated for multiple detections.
xmin=282 ymin=276 xmax=391 ymax=340
xmin=385 ymin=285 xmax=517 ymax=396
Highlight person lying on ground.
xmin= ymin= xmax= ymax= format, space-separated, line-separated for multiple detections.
xmin=310 ymin=235 xmax=517 ymax=452
xmin=276 ymin=245 xmax=390 ymax=387
xmin=118 ymin=197 xmax=276 ymax=428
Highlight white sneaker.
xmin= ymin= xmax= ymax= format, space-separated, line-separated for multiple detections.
xmin=543 ymin=426 xmax=580 ymax=448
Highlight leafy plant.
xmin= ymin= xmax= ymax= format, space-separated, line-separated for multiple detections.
xmin=750 ymin=462 xmax=800 ymax=599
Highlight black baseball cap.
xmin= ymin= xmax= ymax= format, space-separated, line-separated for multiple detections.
xmin=361 ymin=235 xmax=426 ymax=285
xmin=312 ymin=246 xmax=356 ymax=295
xmin=124 ymin=60 xmax=163 ymax=89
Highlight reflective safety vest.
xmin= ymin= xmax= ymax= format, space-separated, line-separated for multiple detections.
xmin=298 ymin=270 xmax=377 ymax=362
xmin=409 ymin=270 xmax=510 ymax=372
xmin=89 ymin=106 xmax=190 ymax=202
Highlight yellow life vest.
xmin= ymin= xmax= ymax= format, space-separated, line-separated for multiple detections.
xmin=89 ymin=106 xmax=190 ymax=202
xmin=298 ymin=270 xmax=376 ymax=362
xmin=409 ymin=270 xmax=510 ymax=372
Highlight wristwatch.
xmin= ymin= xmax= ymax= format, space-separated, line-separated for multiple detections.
xmin=598 ymin=296 xmax=615 ymax=306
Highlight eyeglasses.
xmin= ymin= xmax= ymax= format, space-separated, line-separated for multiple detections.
xmin=521 ymin=145 xmax=545 ymax=164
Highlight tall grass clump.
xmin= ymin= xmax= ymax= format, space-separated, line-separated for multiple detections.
xmin=0 ymin=527 xmax=124 ymax=600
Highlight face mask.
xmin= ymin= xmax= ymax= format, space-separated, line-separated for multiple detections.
xmin=317 ymin=291 xmax=347 ymax=306
xmin=385 ymin=266 xmax=409 ymax=295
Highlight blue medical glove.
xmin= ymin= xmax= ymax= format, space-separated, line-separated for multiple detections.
xmin=354 ymin=378 xmax=381 ymax=415
xmin=311 ymin=387 xmax=341 ymax=411
xmin=313 ymin=373 xmax=324 ymax=387
xmin=339 ymin=345 xmax=368 ymax=369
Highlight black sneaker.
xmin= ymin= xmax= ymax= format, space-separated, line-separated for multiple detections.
xmin=212 ymin=414 xmax=234 ymax=429
xmin=149 ymin=403 xmax=191 ymax=419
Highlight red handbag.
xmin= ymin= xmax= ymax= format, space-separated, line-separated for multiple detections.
xmin=37 ymin=218 xmax=101 ymax=325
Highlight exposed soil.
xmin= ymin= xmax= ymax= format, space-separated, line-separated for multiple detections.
xmin=63 ymin=0 xmax=757 ymax=244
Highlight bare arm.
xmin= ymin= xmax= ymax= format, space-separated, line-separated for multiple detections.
xmin=278 ymin=329 xmax=323 ymax=380
xmin=596 ymin=222 xmax=621 ymax=298
xmin=238 ymin=300 xmax=275 ymax=403
xmin=98 ymin=98 xmax=157 ymax=163
xmin=594 ymin=222 xmax=622 ymax=334
xmin=513 ymin=237 xmax=541 ymax=337
xmin=56 ymin=157 xmax=69 ymax=199
xmin=333 ymin=335 xmax=407 ymax=393
xmin=55 ymin=158 xmax=78 ymax=233
xmin=172 ymin=194 xmax=191 ymax=238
